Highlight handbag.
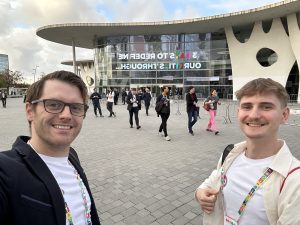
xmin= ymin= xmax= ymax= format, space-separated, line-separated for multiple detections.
xmin=203 ymin=102 xmax=210 ymax=111
xmin=155 ymin=101 xmax=164 ymax=113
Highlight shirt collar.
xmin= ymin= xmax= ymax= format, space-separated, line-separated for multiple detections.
xmin=226 ymin=140 xmax=293 ymax=178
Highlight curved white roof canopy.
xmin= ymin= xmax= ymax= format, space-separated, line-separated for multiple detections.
xmin=36 ymin=0 xmax=300 ymax=49
xmin=61 ymin=60 xmax=94 ymax=65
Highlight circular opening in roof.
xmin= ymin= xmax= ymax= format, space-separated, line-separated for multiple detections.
xmin=256 ymin=48 xmax=278 ymax=67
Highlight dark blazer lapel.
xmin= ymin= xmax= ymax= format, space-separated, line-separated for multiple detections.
xmin=14 ymin=137 xmax=65 ymax=225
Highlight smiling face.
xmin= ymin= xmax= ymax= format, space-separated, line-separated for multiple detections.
xmin=238 ymin=93 xmax=289 ymax=142
xmin=26 ymin=80 xmax=84 ymax=156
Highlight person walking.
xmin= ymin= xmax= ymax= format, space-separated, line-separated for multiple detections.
xmin=121 ymin=88 xmax=127 ymax=105
xmin=204 ymin=89 xmax=221 ymax=135
xmin=126 ymin=88 xmax=141 ymax=129
xmin=113 ymin=88 xmax=119 ymax=105
xmin=106 ymin=88 xmax=116 ymax=117
xmin=143 ymin=88 xmax=152 ymax=116
xmin=90 ymin=88 xmax=104 ymax=117
xmin=1 ymin=90 xmax=7 ymax=108
xmin=186 ymin=86 xmax=198 ymax=135
xmin=0 ymin=71 xmax=101 ymax=225
xmin=157 ymin=86 xmax=171 ymax=141
xmin=195 ymin=78 xmax=300 ymax=225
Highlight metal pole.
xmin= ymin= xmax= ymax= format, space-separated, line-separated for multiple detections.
xmin=33 ymin=65 xmax=39 ymax=82
xmin=72 ymin=39 xmax=77 ymax=74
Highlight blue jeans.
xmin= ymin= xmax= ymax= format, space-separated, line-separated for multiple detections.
xmin=188 ymin=110 xmax=198 ymax=132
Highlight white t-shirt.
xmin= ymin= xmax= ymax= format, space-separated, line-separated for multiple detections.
xmin=106 ymin=91 xmax=114 ymax=102
xmin=37 ymin=153 xmax=92 ymax=225
xmin=223 ymin=152 xmax=274 ymax=225
xmin=132 ymin=95 xmax=138 ymax=107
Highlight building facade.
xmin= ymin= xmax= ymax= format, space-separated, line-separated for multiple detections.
xmin=0 ymin=54 xmax=9 ymax=73
xmin=94 ymin=32 xmax=231 ymax=98
xmin=37 ymin=0 xmax=300 ymax=101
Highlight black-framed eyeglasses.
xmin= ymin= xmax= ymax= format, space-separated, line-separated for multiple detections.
xmin=31 ymin=99 xmax=89 ymax=117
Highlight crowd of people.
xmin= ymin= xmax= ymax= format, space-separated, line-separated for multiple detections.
xmin=86 ymin=84 xmax=223 ymax=142
xmin=1 ymin=70 xmax=299 ymax=225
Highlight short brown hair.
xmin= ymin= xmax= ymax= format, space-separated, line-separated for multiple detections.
xmin=210 ymin=89 xmax=216 ymax=95
xmin=26 ymin=70 xmax=88 ymax=104
xmin=235 ymin=78 xmax=289 ymax=107
xmin=161 ymin=86 xmax=170 ymax=91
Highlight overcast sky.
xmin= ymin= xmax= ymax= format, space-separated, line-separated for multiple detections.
xmin=0 ymin=0 xmax=280 ymax=83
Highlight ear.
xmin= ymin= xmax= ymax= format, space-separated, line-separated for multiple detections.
xmin=25 ymin=102 xmax=34 ymax=123
xmin=281 ymin=107 xmax=290 ymax=124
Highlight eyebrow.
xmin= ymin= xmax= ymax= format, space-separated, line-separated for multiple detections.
xmin=240 ymin=102 xmax=276 ymax=106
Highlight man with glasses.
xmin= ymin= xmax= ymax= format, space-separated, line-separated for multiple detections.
xmin=0 ymin=71 xmax=101 ymax=225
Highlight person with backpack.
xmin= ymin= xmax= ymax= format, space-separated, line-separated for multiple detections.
xmin=195 ymin=78 xmax=300 ymax=225
xmin=156 ymin=86 xmax=171 ymax=141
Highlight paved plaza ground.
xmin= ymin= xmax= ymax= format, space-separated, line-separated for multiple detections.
xmin=1 ymin=97 xmax=300 ymax=225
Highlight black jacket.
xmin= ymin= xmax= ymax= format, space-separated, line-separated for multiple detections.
xmin=156 ymin=94 xmax=170 ymax=114
xmin=90 ymin=92 xmax=102 ymax=105
xmin=143 ymin=92 xmax=152 ymax=105
xmin=126 ymin=92 xmax=141 ymax=111
xmin=0 ymin=136 xmax=101 ymax=225
xmin=186 ymin=93 xmax=198 ymax=112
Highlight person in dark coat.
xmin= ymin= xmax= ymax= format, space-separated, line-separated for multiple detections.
xmin=126 ymin=88 xmax=141 ymax=129
xmin=113 ymin=88 xmax=119 ymax=105
xmin=121 ymin=88 xmax=127 ymax=105
xmin=156 ymin=86 xmax=171 ymax=141
xmin=90 ymin=88 xmax=104 ymax=117
xmin=186 ymin=86 xmax=198 ymax=135
xmin=143 ymin=88 xmax=152 ymax=116
xmin=1 ymin=91 xmax=7 ymax=108
xmin=0 ymin=71 xmax=101 ymax=225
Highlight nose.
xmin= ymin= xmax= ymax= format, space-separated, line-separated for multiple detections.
xmin=248 ymin=106 xmax=261 ymax=119
xmin=59 ymin=105 xmax=72 ymax=118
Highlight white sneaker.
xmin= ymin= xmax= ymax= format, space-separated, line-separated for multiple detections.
xmin=158 ymin=132 xmax=164 ymax=137
xmin=165 ymin=136 xmax=171 ymax=141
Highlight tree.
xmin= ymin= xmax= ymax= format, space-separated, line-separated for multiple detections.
xmin=0 ymin=69 xmax=24 ymax=92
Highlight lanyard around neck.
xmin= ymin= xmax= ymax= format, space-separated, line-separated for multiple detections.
xmin=64 ymin=161 xmax=92 ymax=225
xmin=221 ymin=166 xmax=273 ymax=222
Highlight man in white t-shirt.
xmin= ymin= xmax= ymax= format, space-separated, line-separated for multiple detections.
xmin=0 ymin=71 xmax=101 ymax=225
xmin=195 ymin=78 xmax=300 ymax=225
xmin=106 ymin=88 xmax=116 ymax=117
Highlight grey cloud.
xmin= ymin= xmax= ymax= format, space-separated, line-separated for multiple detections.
xmin=0 ymin=1 xmax=15 ymax=36
xmin=15 ymin=0 xmax=107 ymax=27
xmin=100 ymin=0 xmax=165 ymax=22
xmin=0 ymin=0 xmax=104 ymax=79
